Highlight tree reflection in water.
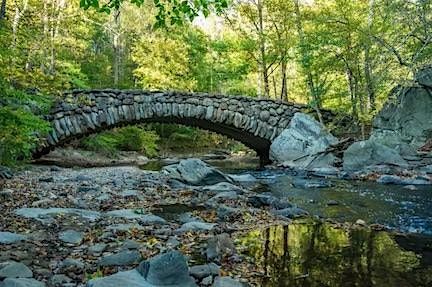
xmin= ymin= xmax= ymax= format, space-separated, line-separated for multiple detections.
xmin=238 ymin=220 xmax=432 ymax=286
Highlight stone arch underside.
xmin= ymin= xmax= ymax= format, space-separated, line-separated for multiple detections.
xmin=34 ymin=90 xmax=308 ymax=164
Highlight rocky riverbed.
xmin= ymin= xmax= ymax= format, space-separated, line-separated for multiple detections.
xmin=0 ymin=159 xmax=431 ymax=287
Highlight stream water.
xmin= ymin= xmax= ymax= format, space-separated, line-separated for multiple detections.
xmin=140 ymin=159 xmax=432 ymax=286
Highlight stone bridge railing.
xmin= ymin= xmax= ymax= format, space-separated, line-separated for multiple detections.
xmin=35 ymin=89 xmax=319 ymax=164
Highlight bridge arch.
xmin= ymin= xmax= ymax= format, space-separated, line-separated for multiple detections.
xmin=35 ymin=90 xmax=308 ymax=164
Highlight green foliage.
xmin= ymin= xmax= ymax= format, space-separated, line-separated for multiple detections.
xmin=116 ymin=126 xmax=159 ymax=157
xmin=0 ymin=80 xmax=52 ymax=166
xmin=79 ymin=0 xmax=228 ymax=27
xmin=81 ymin=132 xmax=119 ymax=157
xmin=81 ymin=126 xmax=159 ymax=157
xmin=0 ymin=107 xmax=50 ymax=166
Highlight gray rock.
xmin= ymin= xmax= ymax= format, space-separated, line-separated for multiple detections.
xmin=88 ymin=243 xmax=107 ymax=254
xmin=120 ymin=189 xmax=140 ymax=199
xmin=376 ymin=175 xmax=405 ymax=185
xmin=106 ymin=224 xmax=144 ymax=232
xmin=377 ymin=174 xmax=431 ymax=185
xmin=370 ymin=85 xmax=432 ymax=155
xmin=139 ymin=214 xmax=167 ymax=225
xmin=343 ymin=140 xmax=408 ymax=171
xmin=272 ymin=207 xmax=309 ymax=219
xmin=89 ymin=251 xmax=199 ymax=287
xmin=136 ymin=251 xmax=197 ymax=287
xmin=0 ymin=166 xmax=13 ymax=179
xmin=0 ymin=232 xmax=26 ymax=244
xmin=176 ymin=222 xmax=216 ymax=233
xmin=0 ymin=189 xmax=14 ymax=199
xmin=202 ymin=182 xmax=245 ymax=194
xmin=209 ymin=191 xmax=239 ymax=202
xmin=228 ymin=174 xmax=256 ymax=184
xmin=15 ymin=208 xmax=101 ymax=222
xmin=0 ymin=262 xmax=33 ymax=278
xmin=217 ymin=206 xmax=240 ymax=221
xmin=202 ymin=276 xmax=213 ymax=286
xmin=178 ymin=213 xmax=203 ymax=224
xmin=416 ymin=66 xmax=432 ymax=88
xmin=162 ymin=159 xmax=234 ymax=186
xmin=60 ymin=258 xmax=85 ymax=272
xmin=122 ymin=240 xmax=141 ymax=250
xmin=206 ymin=233 xmax=236 ymax=262
xmin=190 ymin=263 xmax=220 ymax=279
xmin=59 ymin=230 xmax=84 ymax=245
xmin=87 ymin=270 xmax=148 ymax=287
xmin=270 ymin=113 xmax=338 ymax=168
xmin=105 ymin=209 xmax=166 ymax=224
xmin=420 ymin=165 xmax=432 ymax=174
xmin=247 ymin=194 xmax=292 ymax=210
xmin=49 ymin=274 xmax=73 ymax=287
xmin=1 ymin=278 xmax=46 ymax=287
xmin=98 ymin=250 xmax=142 ymax=267
xmin=77 ymin=184 xmax=100 ymax=193
xmin=212 ymin=276 xmax=245 ymax=287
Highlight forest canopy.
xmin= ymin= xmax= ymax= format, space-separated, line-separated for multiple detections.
xmin=0 ymin=0 xmax=431 ymax=165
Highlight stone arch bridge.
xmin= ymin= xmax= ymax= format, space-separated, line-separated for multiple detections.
xmin=35 ymin=89 xmax=324 ymax=164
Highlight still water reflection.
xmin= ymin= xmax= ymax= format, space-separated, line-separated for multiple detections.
xmin=238 ymin=221 xmax=432 ymax=287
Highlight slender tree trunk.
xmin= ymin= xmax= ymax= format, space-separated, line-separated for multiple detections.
xmin=280 ymin=60 xmax=288 ymax=101
xmin=364 ymin=0 xmax=376 ymax=111
xmin=12 ymin=0 xmax=28 ymax=47
xmin=346 ymin=67 xmax=358 ymax=120
xmin=0 ymin=0 xmax=6 ymax=21
xmin=293 ymin=0 xmax=323 ymax=124
xmin=112 ymin=9 xmax=121 ymax=87
xmin=257 ymin=0 xmax=269 ymax=97
xmin=41 ymin=0 xmax=49 ymax=73
xmin=272 ymin=75 xmax=277 ymax=99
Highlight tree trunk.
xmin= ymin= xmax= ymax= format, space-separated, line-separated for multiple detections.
xmin=280 ymin=60 xmax=288 ymax=101
xmin=257 ymin=0 xmax=269 ymax=97
xmin=41 ymin=0 xmax=49 ymax=73
xmin=0 ymin=0 xmax=6 ymax=21
xmin=346 ymin=67 xmax=358 ymax=120
xmin=293 ymin=0 xmax=323 ymax=124
xmin=272 ymin=75 xmax=277 ymax=99
xmin=112 ymin=9 xmax=121 ymax=88
xmin=11 ymin=0 xmax=28 ymax=47
xmin=364 ymin=0 xmax=376 ymax=111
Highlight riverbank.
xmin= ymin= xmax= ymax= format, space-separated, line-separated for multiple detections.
xmin=1 ymin=162 xmax=431 ymax=286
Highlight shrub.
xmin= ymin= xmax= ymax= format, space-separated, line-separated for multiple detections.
xmin=80 ymin=132 xmax=119 ymax=157
xmin=80 ymin=126 xmax=160 ymax=158
xmin=0 ymin=107 xmax=50 ymax=166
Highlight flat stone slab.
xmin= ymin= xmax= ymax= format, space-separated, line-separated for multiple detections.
xmin=0 ymin=232 xmax=26 ymax=244
xmin=87 ymin=270 xmax=148 ymax=287
xmin=0 ymin=262 xmax=33 ymax=278
xmin=98 ymin=250 xmax=142 ymax=267
xmin=176 ymin=222 xmax=216 ymax=233
xmin=15 ymin=208 xmax=101 ymax=221
xmin=58 ymin=230 xmax=84 ymax=245
xmin=1 ymin=278 xmax=46 ymax=287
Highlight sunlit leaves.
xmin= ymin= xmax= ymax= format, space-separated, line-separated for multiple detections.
xmin=80 ymin=0 xmax=229 ymax=27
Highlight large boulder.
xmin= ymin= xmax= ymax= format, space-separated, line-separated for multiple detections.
xmin=270 ymin=113 xmax=338 ymax=169
xmin=343 ymin=140 xmax=408 ymax=171
xmin=161 ymin=159 xmax=234 ymax=186
xmin=371 ymin=85 xmax=432 ymax=155
xmin=88 ymin=251 xmax=197 ymax=287
xmin=415 ymin=65 xmax=432 ymax=88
